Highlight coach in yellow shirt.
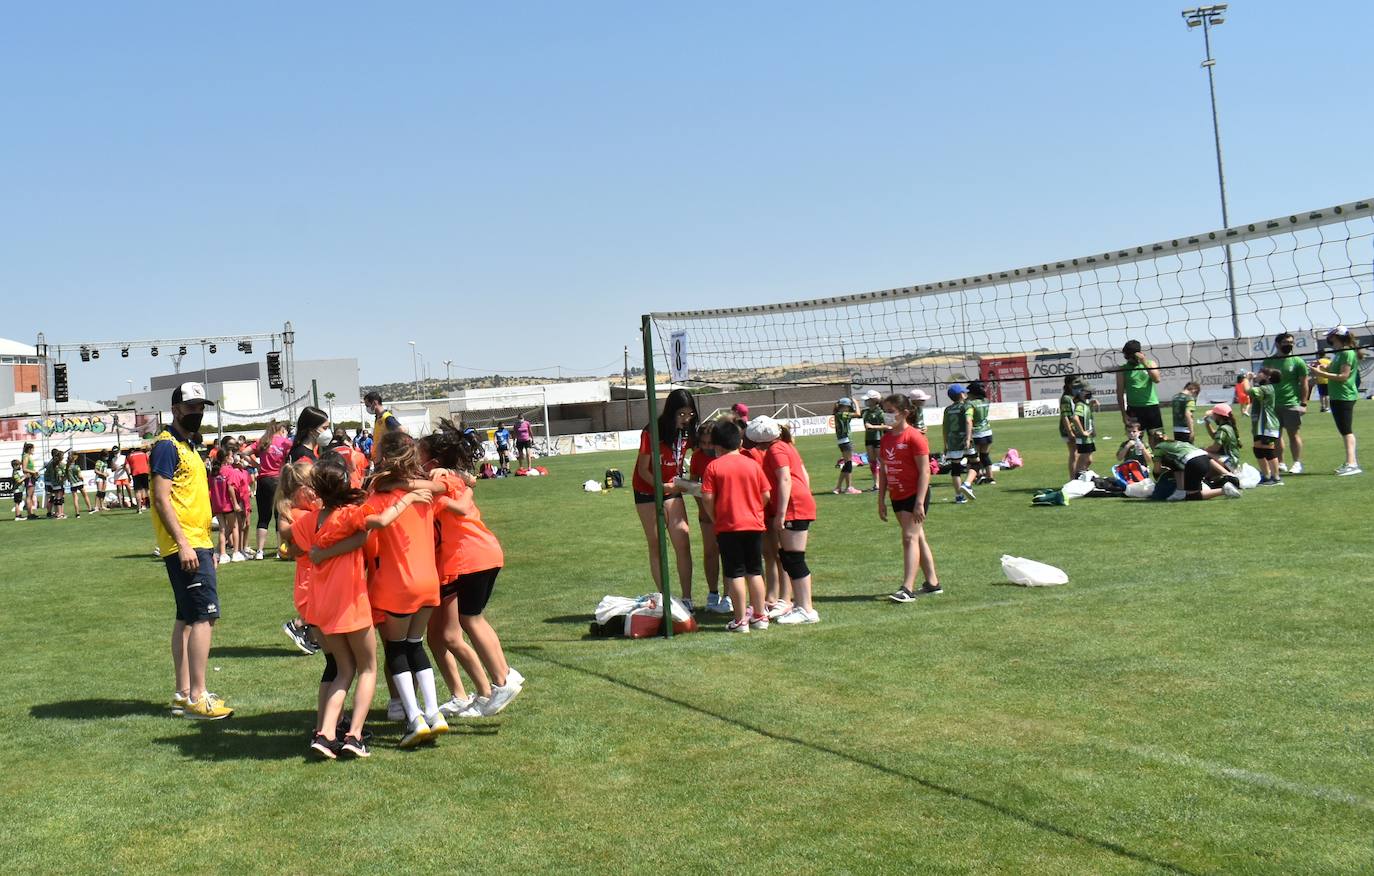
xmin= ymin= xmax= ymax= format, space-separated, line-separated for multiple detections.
xmin=151 ymin=382 xmax=232 ymax=720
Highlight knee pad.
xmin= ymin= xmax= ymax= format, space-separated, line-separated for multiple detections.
xmin=778 ymin=549 xmax=810 ymax=580
xmin=383 ymin=639 xmax=410 ymax=677
xmin=979 ymin=452 xmax=991 ymax=468
xmin=405 ymin=637 xmax=432 ymax=674
xmin=320 ymin=653 xmax=339 ymax=684
xmin=841 ymin=460 xmax=853 ymax=473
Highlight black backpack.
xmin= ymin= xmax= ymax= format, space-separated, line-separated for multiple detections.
xmin=603 ymin=468 xmax=624 ymax=489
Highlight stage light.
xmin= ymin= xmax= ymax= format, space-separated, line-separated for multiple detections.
xmin=92 ymin=350 xmax=100 ymax=359
xmin=151 ymin=346 xmax=159 ymax=357
xmin=178 ymin=345 xmax=188 ymax=356
xmin=209 ymin=344 xmax=217 ymax=354
xmin=121 ymin=347 xmax=129 ymax=358
xmin=80 ymin=346 xmax=91 ymax=362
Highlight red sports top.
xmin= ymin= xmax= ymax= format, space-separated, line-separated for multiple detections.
xmin=762 ymin=441 xmax=817 ymax=521
xmin=701 ymin=452 xmax=770 ymax=533
xmin=879 ymin=425 xmax=930 ymax=501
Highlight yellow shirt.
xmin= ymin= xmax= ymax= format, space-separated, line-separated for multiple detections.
xmin=1315 ymin=357 xmax=1331 ymax=386
xmin=150 ymin=427 xmax=213 ymax=554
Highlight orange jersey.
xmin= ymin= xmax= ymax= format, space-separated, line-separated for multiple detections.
xmin=295 ymin=505 xmax=373 ymax=634
xmin=434 ymin=472 xmax=504 ymax=580
xmin=283 ymin=499 xmax=320 ymax=621
xmin=361 ymin=488 xmax=440 ymax=614
xmin=332 ymin=445 xmax=369 ymax=489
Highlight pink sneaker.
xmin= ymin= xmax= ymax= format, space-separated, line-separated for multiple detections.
xmin=845 ymin=487 xmax=863 ymax=495
xmin=749 ymin=612 xmax=770 ymax=630
xmin=726 ymin=617 xmax=750 ymax=633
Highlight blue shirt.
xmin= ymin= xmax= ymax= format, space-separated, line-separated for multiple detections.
xmin=495 ymin=428 xmax=511 ymax=449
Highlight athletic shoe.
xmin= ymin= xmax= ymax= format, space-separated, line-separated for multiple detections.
xmin=152 ymin=547 xmax=160 ymax=557
xmin=253 ymin=549 xmax=264 ymax=560
xmin=170 ymin=692 xmax=189 ymax=716
xmin=230 ymin=551 xmax=246 ymax=563
xmin=765 ymin=599 xmax=792 ymax=620
xmin=831 ymin=488 xmax=841 ymax=495
xmin=888 ymin=587 xmax=916 ymax=603
xmin=386 ymin=698 xmax=406 ymax=722
xmin=339 ymin=735 xmax=370 ymax=758
xmin=958 ymin=483 xmax=977 ymax=501
xmin=454 ymin=697 xmax=487 ymax=718
xmin=680 ymin=598 xmax=694 ymax=614
xmin=776 ymin=606 xmax=820 ymax=625
xmin=1290 ymin=461 xmax=1304 ymax=475
xmin=438 ymin=695 xmax=473 ymax=717
xmin=706 ymin=594 xmax=733 ymax=615
xmin=725 ymin=617 xmax=750 ymax=633
xmin=749 ymin=613 xmax=770 ymax=630
xmin=1277 ymin=462 xmax=1289 ymax=473
xmin=1336 ymin=464 xmax=1363 ymax=477
xmin=480 ymin=682 xmax=522 ymax=716
xmin=917 ymin=583 xmax=944 ymax=597
xmin=1222 ymin=483 xmax=1243 ymax=499
xmin=183 ymin=693 xmax=233 ymax=721
xmin=282 ymin=621 xmax=315 ymax=655
xmin=310 ymin=733 xmax=338 ymax=760
xmin=424 ymin=711 xmax=450 ymax=737
xmin=954 ymin=495 xmax=968 ymax=505
xmin=845 ymin=487 xmax=864 ymax=495
xmin=399 ymin=715 xmax=431 ymax=749
xmin=218 ymin=553 xmax=231 ymax=565
xmin=505 ymin=667 xmax=526 ymax=688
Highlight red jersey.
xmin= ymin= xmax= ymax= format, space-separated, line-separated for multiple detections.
xmin=631 ymin=428 xmax=690 ymax=494
xmin=126 ymin=450 xmax=150 ymax=477
xmin=434 ymin=472 xmax=504 ymax=580
xmin=701 ymin=452 xmax=770 ymax=533
xmin=742 ymin=446 xmax=766 ymax=467
xmin=762 ymin=441 xmax=817 ymax=521
xmin=879 ymin=425 xmax=930 ymax=501
xmin=688 ymin=449 xmax=712 ymax=480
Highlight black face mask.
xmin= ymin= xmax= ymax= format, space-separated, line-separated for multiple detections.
xmin=178 ymin=413 xmax=204 ymax=434
xmin=1279 ymin=343 xmax=1294 ymax=355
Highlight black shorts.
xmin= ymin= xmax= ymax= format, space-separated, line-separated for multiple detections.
xmin=164 ymin=549 xmax=220 ymax=622
xmin=783 ymin=519 xmax=812 ymax=532
xmin=716 ymin=530 xmax=764 ymax=579
xmin=890 ymin=491 xmax=932 ymax=516
xmin=1182 ymin=454 xmax=1212 ymax=493
xmin=634 ymin=491 xmax=684 ymax=505
xmin=1127 ymin=405 xmax=1164 ymax=433
xmin=1076 ymin=442 xmax=1097 ymax=454
xmin=516 ymin=439 xmax=533 ymax=450
xmin=132 ymin=473 xmax=150 ymax=491
xmin=1331 ymin=399 xmax=1356 ymax=436
xmin=1173 ymin=430 xmax=1194 ymax=444
xmin=440 ymin=567 xmax=501 ymax=616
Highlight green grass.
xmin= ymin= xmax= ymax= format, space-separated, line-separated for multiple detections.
xmin=2 ymin=410 xmax=1372 ymax=874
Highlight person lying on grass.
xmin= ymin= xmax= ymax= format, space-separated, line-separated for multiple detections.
xmin=1152 ymin=440 xmax=1242 ymax=501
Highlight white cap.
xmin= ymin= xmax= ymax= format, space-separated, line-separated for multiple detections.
xmin=171 ymin=382 xmax=214 ymax=406
xmin=744 ymin=416 xmax=783 ymax=443
xmin=1327 ymin=324 xmax=1350 ymax=337
xmin=907 ymin=388 xmax=930 ymax=402
xmin=863 ymin=389 xmax=881 ymax=401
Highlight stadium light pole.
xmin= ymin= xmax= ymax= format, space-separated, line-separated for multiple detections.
xmin=1182 ymin=4 xmax=1240 ymax=339
xmin=408 ymin=340 xmax=419 ymax=400
xmin=442 ymin=359 xmax=453 ymax=384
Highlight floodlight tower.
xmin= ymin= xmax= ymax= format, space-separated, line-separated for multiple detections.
xmin=1181 ymin=4 xmax=1239 ymax=339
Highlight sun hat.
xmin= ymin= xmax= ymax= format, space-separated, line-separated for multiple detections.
xmin=946 ymin=383 xmax=967 ymax=400
xmin=1209 ymin=403 xmax=1232 ymax=418
xmin=907 ymin=388 xmax=930 ymax=402
xmin=744 ymin=416 xmax=783 ymax=443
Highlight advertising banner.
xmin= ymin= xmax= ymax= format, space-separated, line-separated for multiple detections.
xmin=979 ymin=356 xmax=1029 ymax=402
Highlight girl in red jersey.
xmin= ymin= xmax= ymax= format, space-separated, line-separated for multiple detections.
xmin=746 ymin=417 xmax=820 ymax=625
xmin=292 ymin=453 xmax=427 ymax=758
xmin=632 ymin=389 xmax=698 ymax=607
xmin=364 ymin=431 xmax=448 ymax=748
xmin=419 ymin=425 xmax=524 ymax=719
xmin=877 ymin=394 xmax=943 ymax=603
xmin=701 ymin=419 xmax=772 ymax=633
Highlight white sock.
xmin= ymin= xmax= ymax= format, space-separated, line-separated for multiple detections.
xmin=392 ymin=672 xmax=420 ymax=722
xmin=415 ymin=668 xmax=439 ymax=717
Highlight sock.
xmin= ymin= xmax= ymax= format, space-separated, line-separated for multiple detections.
xmin=406 ymin=638 xmax=438 ymax=715
xmin=383 ymin=640 xmax=420 ymax=722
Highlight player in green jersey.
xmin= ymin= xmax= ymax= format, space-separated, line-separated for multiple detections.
xmin=1243 ymin=368 xmax=1283 ymax=485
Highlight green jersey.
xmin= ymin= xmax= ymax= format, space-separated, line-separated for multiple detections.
xmin=1058 ymin=393 xmax=1075 ymax=437
xmin=1122 ymin=360 xmax=1159 ymax=407
xmin=1328 ymin=349 xmax=1359 ymax=402
xmin=1154 ymin=440 xmax=1202 ymax=470
xmin=862 ymin=406 xmax=886 ymax=444
xmin=1117 ymin=438 xmax=1148 ymax=465
xmin=1248 ymin=383 xmax=1280 ymax=438
xmin=1170 ymin=392 xmax=1196 ymax=434
xmin=942 ymin=402 xmax=970 ymax=452
xmin=968 ymin=399 xmax=991 ymax=435
xmin=913 ymin=404 xmax=926 ymax=431
xmin=94 ymin=460 xmax=108 ymax=476
xmin=1261 ymin=355 xmax=1308 ymax=408
xmin=44 ymin=459 xmax=64 ymax=485
xmin=834 ymin=410 xmax=854 ymax=442
xmin=22 ymin=453 xmax=38 ymax=475
xmin=1213 ymin=422 xmax=1241 ymax=459
xmin=66 ymin=462 xmax=83 ymax=485
xmin=1073 ymin=400 xmax=1094 ymax=445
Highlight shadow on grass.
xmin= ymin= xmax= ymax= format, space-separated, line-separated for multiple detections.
xmin=211 ymin=645 xmax=303 ymax=658
xmin=813 ymin=593 xmax=886 ymax=604
xmin=508 ymin=647 xmax=1200 ymax=876
xmin=543 ymin=614 xmax=590 ymax=625
xmin=31 ymin=699 xmax=165 ymax=720
xmin=112 ymin=553 xmax=161 ymax=560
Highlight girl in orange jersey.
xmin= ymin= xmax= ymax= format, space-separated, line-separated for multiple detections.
xmin=364 ymin=431 xmax=449 ymax=748
xmin=276 ymin=462 xmax=322 ymax=655
xmin=291 ymin=453 xmax=427 ymax=758
xmin=419 ymin=425 xmax=523 ymax=719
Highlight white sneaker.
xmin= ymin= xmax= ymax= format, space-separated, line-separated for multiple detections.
xmin=386 ymin=698 xmax=405 ymax=722
xmin=1290 ymin=461 xmax=1304 ymax=475
xmin=399 ymin=715 xmax=431 ymax=748
xmin=1222 ymin=483 xmax=1242 ymax=499
xmin=230 ymin=551 xmax=246 ymax=563
xmin=1166 ymin=490 xmax=1187 ymax=502
xmin=1277 ymin=462 xmax=1289 ymax=473
xmin=776 ymin=606 xmax=820 ymax=624
xmin=505 ymin=667 xmax=525 ymax=688
xmin=438 ymin=695 xmax=473 ymax=717
xmin=218 ymin=554 xmax=231 ymax=564
xmin=706 ymin=594 xmax=733 ymax=615
xmin=725 ymin=617 xmax=750 ymax=633
xmin=480 ymin=682 xmax=522 ymax=716
xmin=958 ymin=482 xmax=977 ymax=501
xmin=765 ymin=599 xmax=793 ymax=620
xmin=456 ymin=697 xmax=487 ymax=718
xmin=424 ymin=711 xmax=450 ymax=737
xmin=1336 ymin=464 xmax=1363 ymax=477
xmin=253 ymin=549 xmax=264 ymax=560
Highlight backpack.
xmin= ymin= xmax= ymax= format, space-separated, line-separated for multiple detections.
xmin=604 ymin=468 xmax=624 ymax=489
xmin=1112 ymin=460 xmax=1148 ymax=485
xmin=479 ymin=463 xmax=496 ymax=479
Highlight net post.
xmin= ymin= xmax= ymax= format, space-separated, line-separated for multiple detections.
xmin=641 ymin=314 xmax=674 ymax=639
xmin=311 ymin=379 xmax=319 ymax=407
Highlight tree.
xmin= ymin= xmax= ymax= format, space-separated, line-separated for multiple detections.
xmin=324 ymin=391 xmax=336 ymax=423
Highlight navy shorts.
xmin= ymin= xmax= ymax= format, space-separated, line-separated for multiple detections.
xmin=164 ymin=549 xmax=221 ymax=623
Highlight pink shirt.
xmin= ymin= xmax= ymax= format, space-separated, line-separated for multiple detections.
xmin=257 ymin=434 xmax=292 ymax=478
xmin=514 ymin=420 xmax=532 ymax=442
xmin=228 ymin=466 xmax=252 ymax=503
xmin=209 ymin=473 xmax=235 ymax=514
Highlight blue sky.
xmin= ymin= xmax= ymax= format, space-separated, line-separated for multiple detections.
xmin=4 ymin=1 xmax=1371 ymax=399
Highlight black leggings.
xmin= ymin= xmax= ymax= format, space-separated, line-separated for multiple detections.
xmin=1331 ymin=399 xmax=1356 ymax=436
xmin=255 ymin=476 xmax=278 ymax=529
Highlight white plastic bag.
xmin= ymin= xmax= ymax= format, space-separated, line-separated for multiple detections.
xmin=1001 ymin=554 xmax=1069 ymax=587
xmin=1062 ymin=479 xmax=1095 ymax=497
xmin=594 ymin=595 xmax=639 ymax=625
xmin=673 ymin=477 xmax=702 ymax=497
xmin=1237 ymin=463 xmax=1261 ymax=489
xmin=1076 ymin=469 xmax=1099 ymax=482
xmin=1123 ymin=478 xmax=1155 ymax=499
xmin=583 ymin=479 xmax=603 ymax=493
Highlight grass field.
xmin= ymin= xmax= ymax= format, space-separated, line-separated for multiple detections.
xmin=2 ymin=409 xmax=1372 ymax=874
